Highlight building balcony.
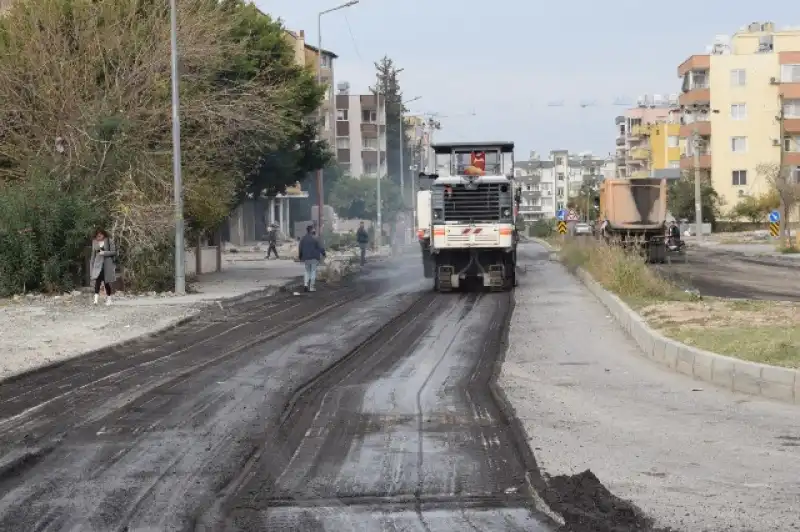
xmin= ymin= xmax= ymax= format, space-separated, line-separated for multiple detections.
xmin=629 ymin=147 xmax=650 ymax=160
xmin=677 ymin=54 xmax=710 ymax=77
xmin=629 ymin=125 xmax=649 ymax=137
xmin=615 ymin=137 xmax=625 ymax=146
xmin=785 ymin=118 xmax=800 ymax=134
xmin=679 ymin=121 xmax=711 ymax=137
xmin=679 ymin=154 xmax=711 ymax=169
xmin=615 ymin=115 xmax=625 ymax=125
xmin=779 ymin=83 xmax=800 ymax=99
xmin=678 ymin=88 xmax=710 ymax=106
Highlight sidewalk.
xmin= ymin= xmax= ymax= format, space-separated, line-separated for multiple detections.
xmin=0 ymin=255 xmax=306 ymax=381
xmin=502 ymin=243 xmax=800 ymax=531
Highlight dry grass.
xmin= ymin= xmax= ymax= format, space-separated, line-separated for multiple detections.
xmin=557 ymin=238 xmax=690 ymax=307
xmin=641 ymin=299 xmax=800 ymax=368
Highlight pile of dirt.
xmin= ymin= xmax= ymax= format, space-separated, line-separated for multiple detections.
xmin=545 ymin=470 xmax=676 ymax=532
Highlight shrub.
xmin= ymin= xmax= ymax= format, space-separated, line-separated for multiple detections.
xmin=0 ymin=178 xmax=102 ymax=296
xmin=529 ymin=219 xmax=554 ymax=238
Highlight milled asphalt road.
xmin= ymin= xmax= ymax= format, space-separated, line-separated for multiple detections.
xmin=0 ymin=255 xmax=554 ymax=531
xmin=653 ymin=246 xmax=800 ymax=301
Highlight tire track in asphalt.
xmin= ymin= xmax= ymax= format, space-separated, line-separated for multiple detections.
xmin=216 ymin=291 xmax=555 ymax=531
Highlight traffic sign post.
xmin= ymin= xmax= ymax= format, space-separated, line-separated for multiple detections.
xmin=556 ymin=209 xmax=567 ymax=222
xmin=557 ymin=221 xmax=567 ymax=234
xmin=769 ymin=210 xmax=780 ymax=238
xmin=566 ymin=209 xmax=580 ymax=222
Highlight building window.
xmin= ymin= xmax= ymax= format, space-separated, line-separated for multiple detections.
xmin=669 ymin=161 xmax=680 ymax=169
xmin=730 ymin=69 xmax=746 ymax=86
xmin=784 ymin=100 xmax=800 ymax=118
xmin=557 ymin=172 xmax=564 ymax=181
xmin=731 ymin=136 xmax=747 ymax=153
xmin=557 ymin=202 xmax=565 ymax=211
xmin=667 ymin=135 xmax=679 ymax=148
xmin=364 ymin=163 xmax=377 ymax=176
xmin=362 ymin=137 xmax=378 ymax=150
xmin=792 ymin=166 xmax=800 ymax=184
xmin=557 ymin=187 xmax=564 ymax=197
xmin=336 ymin=137 xmax=350 ymax=150
xmin=730 ymin=103 xmax=747 ymax=120
xmin=323 ymin=115 xmax=330 ymax=131
xmin=732 ymin=170 xmax=747 ymax=186
xmin=555 ymin=157 xmax=564 ymax=165
xmin=785 ymin=136 xmax=800 ymax=152
xmin=319 ymin=55 xmax=331 ymax=68
xmin=336 ymin=109 xmax=348 ymax=121
xmin=361 ymin=109 xmax=377 ymax=123
xmin=781 ymin=64 xmax=800 ymax=83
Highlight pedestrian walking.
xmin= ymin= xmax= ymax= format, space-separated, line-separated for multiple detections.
xmin=265 ymin=223 xmax=279 ymax=259
xmin=356 ymin=221 xmax=369 ymax=266
xmin=90 ymin=229 xmax=117 ymax=305
xmin=298 ymin=225 xmax=326 ymax=292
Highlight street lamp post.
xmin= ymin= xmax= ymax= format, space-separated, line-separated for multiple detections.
xmin=399 ymin=96 xmax=421 ymax=243
xmin=169 ymin=0 xmax=185 ymax=295
xmin=316 ymin=0 xmax=359 ymax=237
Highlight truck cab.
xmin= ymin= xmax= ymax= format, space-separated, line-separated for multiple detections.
xmin=417 ymin=141 xmax=519 ymax=291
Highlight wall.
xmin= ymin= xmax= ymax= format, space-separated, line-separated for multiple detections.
xmin=710 ymin=52 xmax=780 ymax=209
xmin=185 ymin=247 xmax=220 ymax=276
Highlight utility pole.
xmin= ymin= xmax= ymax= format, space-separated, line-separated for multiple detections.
xmin=169 ymin=0 xmax=185 ymax=295
xmin=376 ymin=85 xmax=382 ymax=249
xmin=316 ymin=1 xmax=359 ymax=240
xmin=686 ymin=103 xmax=718 ymax=240
xmin=693 ymin=125 xmax=702 ymax=240
xmin=777 ymin=94 xmax=789 ymax=245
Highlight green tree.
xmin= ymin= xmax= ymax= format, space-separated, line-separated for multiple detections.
xmin=0 ymin=0 xmax=328 ymax=291
xmin=328 ymin=175 xmax=404 ymax=222
xmin=667 ymin=172 xmax=719 ymax=225
xmin=731 ymin=195 xmax=768 ymax=224
xmin=371 ymin=56 xmax=412 ymax=193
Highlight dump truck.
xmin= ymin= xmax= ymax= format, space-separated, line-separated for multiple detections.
xmin=417 ymin=141 xmax=519 ymax=291
xmin=597 ymin=177 xmax=668 ymax=262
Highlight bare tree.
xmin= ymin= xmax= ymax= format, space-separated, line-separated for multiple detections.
xmin=756 ymin=162 xmax=800 ymax=245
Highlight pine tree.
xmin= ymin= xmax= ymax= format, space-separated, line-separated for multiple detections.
xmin=371 ymin=56 xmax=413 ymax=195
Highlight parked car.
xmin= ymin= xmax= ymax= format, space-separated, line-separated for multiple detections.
xmin=573 ymin=222 xmax=594 ymax=236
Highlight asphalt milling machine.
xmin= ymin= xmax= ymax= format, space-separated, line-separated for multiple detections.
xmin=416 ymin=141 xmax=521 ymax=292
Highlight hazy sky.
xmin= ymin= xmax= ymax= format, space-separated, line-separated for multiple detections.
xmin=257 ymin=0 xmax=794 ymax=159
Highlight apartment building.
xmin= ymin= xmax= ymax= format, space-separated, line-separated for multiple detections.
xmin=514 ymin=150 xmax=611 ymax=221
xmin=677 ymin=21 xmax=800 ymax=210
xmin=283 ymin=29 xmax=338 ymax=148
xmin=614 ymin=97 xmax=677 ymax=178
xmin=333 ymin=82 xmax=387 ymax=177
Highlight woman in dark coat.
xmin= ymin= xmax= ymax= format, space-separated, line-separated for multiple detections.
xmin=90 ymin=229 xmax=117 ymax=305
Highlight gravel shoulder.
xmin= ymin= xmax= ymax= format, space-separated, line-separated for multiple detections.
xmin=501 ymin=242 xmax=800 ymax=532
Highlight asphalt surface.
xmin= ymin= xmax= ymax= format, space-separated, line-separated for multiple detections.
xmin=653 ymin=246 xmax=800 ymax=301
xmin=0 ymin=256 xmax=555 ymax=531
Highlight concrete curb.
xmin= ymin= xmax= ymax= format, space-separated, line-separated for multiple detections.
xmin=531 ymin=238 xmax=800 ymax=405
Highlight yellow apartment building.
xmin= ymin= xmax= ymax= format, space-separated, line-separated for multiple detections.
xmin=677 ymin=21 xmax=800 ymax=214
xmin=647 ymin=122 xmax=682 ymax=170
xmin=283 ymin=29 xmax=338 ymax=148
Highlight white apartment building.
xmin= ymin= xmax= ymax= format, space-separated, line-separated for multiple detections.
xmin=514 ymin=150 xmax=611 ymax=221
xmin=333 ymin=82 xmax=387 ymax=178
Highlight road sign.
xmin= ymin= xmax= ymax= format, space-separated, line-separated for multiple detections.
xmin=556 ymin=209 xmax=567 ymax=221
xmin=566 ymin=209 xmax=580 ymax=222
xmin=769 ymin=210 xmax=780 ymax=223
xmin=770 ymin=222 xmax=779 ymax=237
xmin=557 ymin=221 xmax=567 ymax=234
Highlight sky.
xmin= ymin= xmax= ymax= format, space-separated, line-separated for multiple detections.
xmin=257 ymin=0 xmax=795 ymax=160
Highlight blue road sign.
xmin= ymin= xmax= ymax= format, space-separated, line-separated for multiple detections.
xmin=769 ymin=210 xmax=780 ymax=223
xmin=556 ymin=209 xmax=567 ymax=221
